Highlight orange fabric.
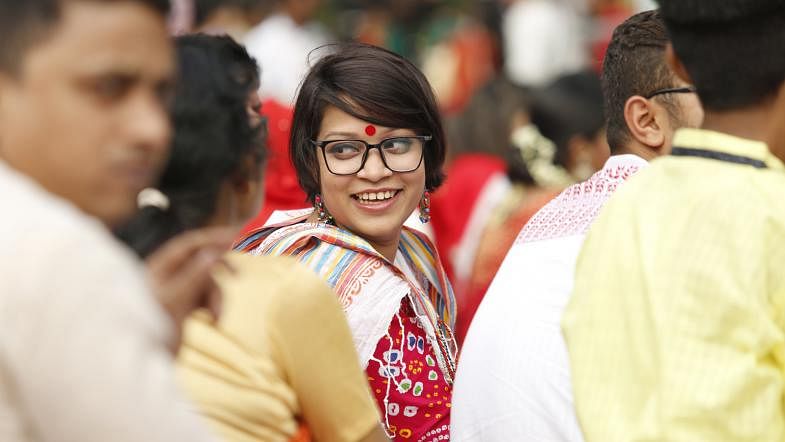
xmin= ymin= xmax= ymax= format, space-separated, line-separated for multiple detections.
xmin=289 ymin=424 xmax=311 ymax=442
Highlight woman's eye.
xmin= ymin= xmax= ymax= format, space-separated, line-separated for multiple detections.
xmin=326 ymin=142 xmax=362 ymax=156
xmin=383 ymin=138 xmax=413 ymax=153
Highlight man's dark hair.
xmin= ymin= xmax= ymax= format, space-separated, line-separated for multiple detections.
xmin=0 ymin=0 xmax=170 ymax=74
xmin=602 ymin=10 xmax=676 ymax=153
xmin=117 ymin=34 xmax=264 ymax=258
xmin=657 ymin=0 xmax=785 ymax=111
xmin=290 ymin=42 xmax=447 ymax=202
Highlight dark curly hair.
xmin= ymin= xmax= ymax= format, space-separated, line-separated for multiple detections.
xmin=289 ymin=42 xmax=447 ymax=203
xmin=117 ymin=34 xmax=264 ymax=257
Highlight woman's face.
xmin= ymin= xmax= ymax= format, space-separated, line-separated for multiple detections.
xmin=315 ymin=105 xmax=427 ymax=252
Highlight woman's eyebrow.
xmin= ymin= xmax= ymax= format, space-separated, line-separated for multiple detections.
xmin=320 ymin=131 xmax=359 ymax=139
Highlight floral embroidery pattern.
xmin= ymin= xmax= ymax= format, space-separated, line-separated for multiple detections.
xmin=517 ymin=159 xmax=645 ymax=244
xmin=367 ymin=301 xmax=452 ymax=441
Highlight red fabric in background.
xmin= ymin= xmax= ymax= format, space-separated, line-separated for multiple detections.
xmin=429 ymin=154 xmax=507 ymax=283
xmin=242 ymin=99 xmax=308 ymax=234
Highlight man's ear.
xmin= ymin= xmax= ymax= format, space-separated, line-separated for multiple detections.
xmin=665 ymin=43 xmax=692 ymax=85
xmin=624 ymin=95 xmax=666 ymax=152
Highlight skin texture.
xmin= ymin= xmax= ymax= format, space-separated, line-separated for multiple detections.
xmin=0 ymin=1 xmax=174 ymax=228
xmin=313 ymin=105 xmax=426 ymax=261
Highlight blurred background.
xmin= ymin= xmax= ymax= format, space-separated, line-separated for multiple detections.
xmin=173 ymin=0 xmax=655 ymax=342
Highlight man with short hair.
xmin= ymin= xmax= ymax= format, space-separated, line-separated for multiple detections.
xmin=0 ymin=1 xmax=225 ymax=440
xmin=563 ymin=1 xmax=785 ymax=440
xmin=450 ymin=10 xmax=702 ymax=441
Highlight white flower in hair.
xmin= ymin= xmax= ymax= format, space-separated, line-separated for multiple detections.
xmin=137 ymin=188 xmax=170 ymax=211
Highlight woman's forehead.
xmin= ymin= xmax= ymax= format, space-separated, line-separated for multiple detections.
xmin=317 ymin=105 xmax=415 ymax=138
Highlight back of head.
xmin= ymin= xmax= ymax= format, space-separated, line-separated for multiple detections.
xmin=603 ymin=10 xmax=675 ymax=153
xmin=0 ymin=0 xmax=169 ymax=74
xmin=530 ymin=70 xmax=605 ymax=167
xmin=656 ymin=0 xmax=785 ymax=111
xmin=447 ymin=76 xmax=530 ymax=161
xmin=290 ymin=42 xmax=447 ymax=201
xmin=117 ymin=34 xmax=264 ymax=257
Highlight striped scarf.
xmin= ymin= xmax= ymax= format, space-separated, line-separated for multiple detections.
xmin=235 ymin=212 xmax=458 ymax=383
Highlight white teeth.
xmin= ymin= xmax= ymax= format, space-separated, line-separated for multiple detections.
xmin=355 ymin=190 xmax=397 ymax=202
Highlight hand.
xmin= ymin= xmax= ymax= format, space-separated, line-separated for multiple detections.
xmin=146 ymin=226 xmax=236 ymax=352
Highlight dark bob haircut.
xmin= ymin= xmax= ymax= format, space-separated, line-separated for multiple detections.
xmin=290 ymin=42 xmax=446 ymax=203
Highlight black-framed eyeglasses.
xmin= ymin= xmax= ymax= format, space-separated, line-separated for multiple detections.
xmin=644 ymin=86 xmax=697 ymax=99
xmin=311 ymin=135 xmax=430 ymax=175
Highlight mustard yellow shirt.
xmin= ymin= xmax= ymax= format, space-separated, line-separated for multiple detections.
xmin=178 ymin=253 xmax=381 ymax=442
xmin=563 ymin=129 xmax=785 ymax=442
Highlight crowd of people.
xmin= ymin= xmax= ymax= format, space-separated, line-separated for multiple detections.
xmin=2 ymin=0 xmax=785 ymax=441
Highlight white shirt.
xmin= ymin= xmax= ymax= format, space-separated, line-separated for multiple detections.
xmin=0 ymin=161 xmax=214 ymax=442
xmin=451 ymin=155 xmax=648 ymax=441
xmin=244 ymin=13 xmax=330 ymax=105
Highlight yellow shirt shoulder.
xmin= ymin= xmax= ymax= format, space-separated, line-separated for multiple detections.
xmin=178 ymin=253 xmax=380 ymax=442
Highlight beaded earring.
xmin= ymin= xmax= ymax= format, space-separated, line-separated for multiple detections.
xmin=314 ymin=194 xmax=333 ymax=223
xmin=418 ymin=190 xmax=431 ymax=223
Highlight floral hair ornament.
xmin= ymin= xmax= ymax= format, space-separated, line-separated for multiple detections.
xmin=511 ymin=124 xmax=574 ymax=188
xmin=137 ymin=188 xmax=170 ymax=211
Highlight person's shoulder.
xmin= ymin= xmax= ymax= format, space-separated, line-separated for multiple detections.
xmin=0 ymin=167 xmax=165 ymax=337
xmin=0 ymin=166 xmax=138 ymax=270
xmin=222 ymin=253 xmax=335 ymax=306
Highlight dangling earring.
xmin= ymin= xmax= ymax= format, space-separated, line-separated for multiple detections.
xmin=418 ymin=190 xmax=431 ymax=224
xmin=314 ymin=194 xmax=333 ymax=223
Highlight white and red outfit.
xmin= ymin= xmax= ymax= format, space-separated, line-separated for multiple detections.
xmin=451 ymin=154 xmax=648 ymax=441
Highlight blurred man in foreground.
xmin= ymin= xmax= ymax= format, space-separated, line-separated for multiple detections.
xmin=0 ymin=0 xmax=228 ymax=440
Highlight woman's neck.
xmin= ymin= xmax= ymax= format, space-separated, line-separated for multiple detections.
xmin=368 ymin=238 xmax=399 ymax=262
xmin=306 ymin=212 xmax=401 ymax=261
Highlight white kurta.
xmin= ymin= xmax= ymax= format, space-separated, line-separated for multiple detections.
xmin=0 ymin=161 xmax=215 ymax=442
xmin=451 ymin=155 xmax=648 ymax=441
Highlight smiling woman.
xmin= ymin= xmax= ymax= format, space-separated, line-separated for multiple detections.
xmin=236 ymin=43 xmax=456 ymax=441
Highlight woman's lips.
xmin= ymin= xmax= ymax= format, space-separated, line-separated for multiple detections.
xmin=351 ymin=189 xmax=402 ymax=211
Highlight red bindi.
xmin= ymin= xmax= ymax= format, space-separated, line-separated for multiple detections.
xmin=365 ymin=125 xmax=376 ymax=136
